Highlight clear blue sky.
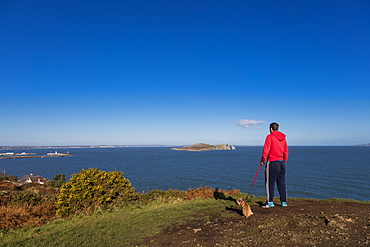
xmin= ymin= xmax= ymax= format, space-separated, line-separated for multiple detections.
xmin=1 ymin=0 xmax=369 ymax=146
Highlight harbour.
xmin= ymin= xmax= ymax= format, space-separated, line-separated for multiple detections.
xmin=0 ymin=151 xmax=71 ymax=159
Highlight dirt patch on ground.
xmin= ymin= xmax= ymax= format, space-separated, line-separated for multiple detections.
xmin=139 ymin=200 xmax=370 ymax=246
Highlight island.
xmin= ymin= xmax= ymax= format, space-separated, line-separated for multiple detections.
xmin=171 ymin=143 xmax=236 ymax=152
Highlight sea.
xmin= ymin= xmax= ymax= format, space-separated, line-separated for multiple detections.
xmin=1 ymin=146 xmax=369 ymax=201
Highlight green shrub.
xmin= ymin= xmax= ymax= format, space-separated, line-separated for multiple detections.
xmin=52 ymin=174 xmax=66 ymax=188
xmin=139 ymin=189 xmax=186 ymax=203
xmin=11 ymin=192 xmax=43 ymax=206
xmin=56 ymin=168 xmax=137 ymax=217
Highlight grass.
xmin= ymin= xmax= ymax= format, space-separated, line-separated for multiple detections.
xmin=0 ymin=198 xmax=237 ymax=247
xmin=288 ymin=197 xmax=370 ymax=204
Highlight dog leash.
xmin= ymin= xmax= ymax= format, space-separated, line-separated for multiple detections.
xmin=244 ymin=164 xmax=263 ymax=201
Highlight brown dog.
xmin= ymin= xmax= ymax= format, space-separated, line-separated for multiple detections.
xmin=236 ymin=198 xmax=254 ymax=218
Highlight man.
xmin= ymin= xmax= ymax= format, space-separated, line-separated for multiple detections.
xmin=260 ymin=122 xmax=288 ymax=208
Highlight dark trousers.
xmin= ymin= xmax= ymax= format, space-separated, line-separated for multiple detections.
xmin=265 ymin=161 xmax=287 ymax=202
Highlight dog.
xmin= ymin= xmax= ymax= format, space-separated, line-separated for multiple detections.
xmin=236 ymin=198 xmax=254 ymax=218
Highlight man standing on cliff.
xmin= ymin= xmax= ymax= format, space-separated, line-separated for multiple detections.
xmin=260 ymin=122 xmax=288 ymax=208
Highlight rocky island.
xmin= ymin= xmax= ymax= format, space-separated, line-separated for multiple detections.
xmin=171 ymin=143 xmax=236 ymax=152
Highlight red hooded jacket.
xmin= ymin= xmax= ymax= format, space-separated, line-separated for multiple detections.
xmin=261 ymin=131 xmax=288 ymax=163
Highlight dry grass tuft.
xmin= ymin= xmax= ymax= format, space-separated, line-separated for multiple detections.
xmin=0 ymin=204 xmax=57 ymax=230
xmin=184 ymin=187 xmax=240 ymax=200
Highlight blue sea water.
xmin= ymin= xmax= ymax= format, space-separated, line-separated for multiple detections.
xmin=1 ymin=146 xmax=369 ymax=201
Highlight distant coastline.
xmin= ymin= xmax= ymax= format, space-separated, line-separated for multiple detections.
xmin=0 ymin=145 xmax=172 ymax=150
xmin=0 ymin=151 xmax=71 ymax=159
xmin=1 ymin=143 xmax=369 ymax=150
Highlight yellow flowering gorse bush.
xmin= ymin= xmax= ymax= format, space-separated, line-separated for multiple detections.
xmin=56 ymin=168 xmax=137 ymax=217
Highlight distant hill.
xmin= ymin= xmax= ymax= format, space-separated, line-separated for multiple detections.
xmin=353 ymin=143 xmax=370 ymax=146
xmin=171 ymin=143 xmax=236 ymax=151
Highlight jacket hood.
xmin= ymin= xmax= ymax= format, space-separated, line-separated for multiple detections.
xmin=271 ymin=131 xmax=286 ymax=141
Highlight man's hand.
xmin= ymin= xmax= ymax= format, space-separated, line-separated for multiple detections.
xmin=260 ymin=162 xmax=265 ymax=166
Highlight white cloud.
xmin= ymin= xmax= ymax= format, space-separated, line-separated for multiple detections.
xmin=235 ymin=119 xmax=265 ymax=129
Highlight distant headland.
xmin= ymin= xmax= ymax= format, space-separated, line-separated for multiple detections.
xmin=171 ymin=143 xmax=236 ymax=152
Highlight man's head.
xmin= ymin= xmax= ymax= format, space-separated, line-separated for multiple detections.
xmin=270 ymin=122 xmax=279 ymax=132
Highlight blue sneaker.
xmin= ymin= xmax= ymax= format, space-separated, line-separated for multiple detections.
xmin=262 ymin=202 xmax=275 ymax=208
xmin=281 ymin=202 xmax=287 ymax=207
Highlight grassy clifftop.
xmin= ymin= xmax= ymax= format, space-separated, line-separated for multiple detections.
xmin=1 ymin=173 xmax=369 ymax=246
xmin=1 ymin=195 xmax=369 ymax=246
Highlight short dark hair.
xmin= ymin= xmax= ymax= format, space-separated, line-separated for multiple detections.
xmin=270 ymin=122 xmax=279 ymax=131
